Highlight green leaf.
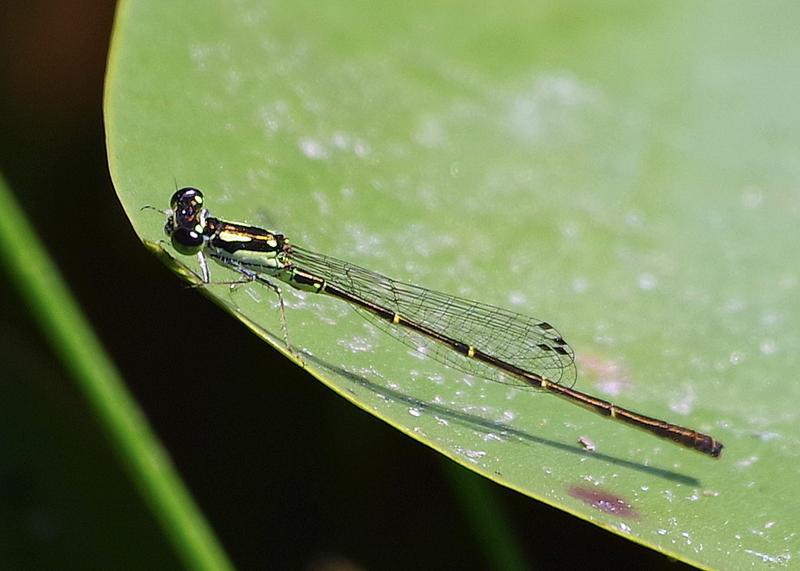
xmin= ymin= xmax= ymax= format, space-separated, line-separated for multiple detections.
xmin=106 ymin=1 xmax=800 ymax=567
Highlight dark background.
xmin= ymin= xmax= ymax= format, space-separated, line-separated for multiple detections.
xmin=0 ymin=2 xmax=690 ymax=569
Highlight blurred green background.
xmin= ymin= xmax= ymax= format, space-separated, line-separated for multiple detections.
xmin=3 ymin=1 xmax=799 ymax=570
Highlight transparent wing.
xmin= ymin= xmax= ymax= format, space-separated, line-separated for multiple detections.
xmin=290 ymin=246 xmax=577 ymax=389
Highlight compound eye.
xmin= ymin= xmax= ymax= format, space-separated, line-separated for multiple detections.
xmin=171 ymin=226 xmax=204 ymax=255
xmin=170 ymin=187 xmax=204 ymax=210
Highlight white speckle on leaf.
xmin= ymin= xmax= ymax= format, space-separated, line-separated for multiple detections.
xmin=637 ymin=272 xmax=657 ymax=291
xmin=559 ymin=220 xmax=581 ymax=239
xmin=669 ymin=384 xmax=696 ymax=415
xmin=298 ymin=137 xmax=329 ymax=160
xmin=741 ymin=186 xmax=764 ymax=209
xmin=723 ymin=298 xmax=747 ymax=313
xmin=729 ymin=351 xmax=745 ymax=365
xmin=751 ymin=431 xmax=781 ymax=442
xmin=312 ymin=191 xmax=331 ymax=216
xmin=338 ymin=335 xmax=374 ymax=353
xmin=572 ymin=276 xmax=589 ymax=293
xmin=736 ymin=455 xmax=759 ymax=468
xmin=625 ymin=211 xmax=645 ymax=228
xmin=744 ymin=549 xmax=791 ymax=565
xmin=456 ymin=447 xmax=487 ymax=463
xmin=506 ymin=73 xmax=599 ymax=144
xmin=497 ymin=410 xmax=516 ymax=423
xmin=414 ymin=116 xmax=447 ymax=148
xmin=759 ymin=339 xmax=777 ymax=355
xmin=258 ymin=100 xmax=291 ymax=133
xmin=508 ymin=291 xmax=527 ymax=306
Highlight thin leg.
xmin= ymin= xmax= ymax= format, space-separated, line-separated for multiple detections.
xmin=185 ymin=253 xmax=254 ymax=289
xmin=197 ymin=251 xmax=211 ymax=283
xmin=251 ymin=274 xmax=294 ymax=357
xmin=207 ymin=256 xmax=301 ymax=363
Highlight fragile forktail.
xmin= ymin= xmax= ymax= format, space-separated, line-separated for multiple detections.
xmin=158 ymin=187 xmax=723 ymax=458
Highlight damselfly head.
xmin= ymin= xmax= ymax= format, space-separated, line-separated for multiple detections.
xmin=166 ymin=187 xmax=208 ymax=255
xmin=170 ymin=187 xmax=205 ymax=217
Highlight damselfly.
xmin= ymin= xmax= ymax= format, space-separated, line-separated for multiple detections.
xmin=157 ymin=187 xmax=723 ymax=458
